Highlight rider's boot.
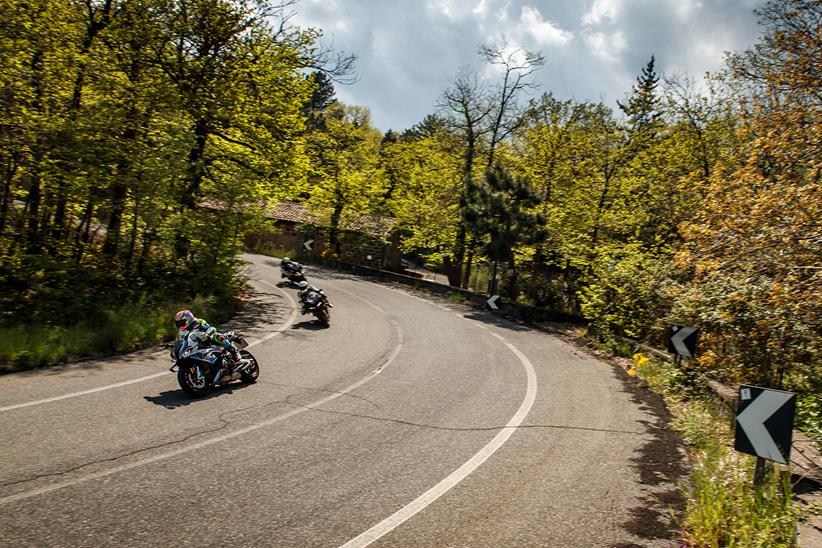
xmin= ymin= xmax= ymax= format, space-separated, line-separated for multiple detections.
xmin=230 ymin=347 xmax=242 ymax=371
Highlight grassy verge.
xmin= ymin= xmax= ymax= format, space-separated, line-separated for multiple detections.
xmin=629 ymin=353 xmax=801 ymax=546
xmin=0 ymin=294 xmax=237 ymax=373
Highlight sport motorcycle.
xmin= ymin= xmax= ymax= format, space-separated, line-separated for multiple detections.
xmin=170 ymin=332 xmax=259 ymax=397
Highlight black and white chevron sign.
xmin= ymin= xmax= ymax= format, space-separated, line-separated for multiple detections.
xmin=734 ymin=385 xmax=796 ymax=465
xmin=668 ymin=325 xmax=698 ymax=358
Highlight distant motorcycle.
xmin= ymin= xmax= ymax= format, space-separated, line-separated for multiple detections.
xmin=298 ymin=282 xmax=332 ymax=326
xmin=280 ymin=257 xmax=307 ymax=285
xmin=170 ymin=332 xmax=259 ymax=397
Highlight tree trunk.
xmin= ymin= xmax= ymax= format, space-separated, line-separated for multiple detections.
xmin=329 ymin=186 xmax=345 ymax=255
xmin=590 ymin=170 xmax=613 ymax=248
xmin=183 ymin=118 xmax=210 ymax=208
xmin=26 ymin=169 xmax=42 ymax=254
xmin=0 ymin=154 xmax=17 ymax=236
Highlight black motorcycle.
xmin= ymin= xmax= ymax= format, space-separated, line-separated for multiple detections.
xmin=170 ymin=332 xmax=259 ymax=397
xmin=280 ymin=259 xmax=307 ymax=285
xmin=299 ymin=284 xmax=332 ymax=326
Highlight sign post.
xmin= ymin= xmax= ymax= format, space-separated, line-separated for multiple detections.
xmin=734 ymin=385 xmax=796 ymax=487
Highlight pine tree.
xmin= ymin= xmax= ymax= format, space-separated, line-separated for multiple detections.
xmin=463 ymin=164 xmax=546 ymax=298
xmin=618 ymin=55 xmax=662 ymax=141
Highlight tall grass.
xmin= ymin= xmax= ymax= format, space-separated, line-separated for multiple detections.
xmin=0 ymin=295 xmax=226 ymax=372
xmin=631 ymin=354 xmax=800 ymax=546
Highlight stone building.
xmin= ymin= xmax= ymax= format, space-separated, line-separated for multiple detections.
xmin=245 ymin=201 xmax=402 ymax=270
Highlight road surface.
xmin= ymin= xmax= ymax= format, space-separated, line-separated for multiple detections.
xmin=0 ymin=253 xmax=685 ymax=546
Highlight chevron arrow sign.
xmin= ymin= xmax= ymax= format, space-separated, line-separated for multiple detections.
xmin=734 ymin=385 xmax=796 ymax=464
xmin=487 ymin=295 xmax=500 ymax=310
xmin=303 ymin=239 xmax=314 ymax=251
xmin=668 ymin=325 xmax=698 ymax=358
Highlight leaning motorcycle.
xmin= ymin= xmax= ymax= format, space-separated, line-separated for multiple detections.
xmin=281 ymin=261 xmax=307 ymax=285
xmin=170 ymin=332 xmax=259 ymax=397
xmin=301 ymin=287 xmax=332 ymax=326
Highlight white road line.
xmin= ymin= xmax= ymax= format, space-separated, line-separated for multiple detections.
xmin=0 ymin=318 xmax=405 ymax=506
xmin=0 ymin=277 xmax=297 ymax=414
xmin=340 ymin=336 xmax=538 ymax=548
xmin=0 ymin=372 xmax=172 ymax=413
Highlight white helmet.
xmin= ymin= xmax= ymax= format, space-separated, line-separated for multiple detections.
xmin=297 ymin=281 xmax=309 ymax=290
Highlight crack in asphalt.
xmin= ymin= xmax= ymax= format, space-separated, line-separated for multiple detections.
xmin=258 ymin=399 xmax=646 ymax=436
xmin=256 ymin=380 xmax=382 ymax=409
xmin=0 ymin=406 xmax=253 ymax=491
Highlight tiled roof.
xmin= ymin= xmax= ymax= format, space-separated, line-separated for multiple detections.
xmin=266 ymin=201 xmax=397 ymax=238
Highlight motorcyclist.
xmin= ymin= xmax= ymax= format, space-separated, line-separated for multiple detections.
xmin=281 ymin=257 xmax=303 ymax=277
xmin=174 ymin=310 xmax=241 ymax=370
xmin=296 ymin=281 xmax=330 ymax=315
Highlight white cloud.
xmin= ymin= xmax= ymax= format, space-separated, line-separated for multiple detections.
xmin=582 ymin=0 xmax=622 ymax=26
xmin=518 ymin=5 xmax=573 ymax=46
xmin=472 ymin=0 xmax=489 ymax=19
xmin=674 ymin=0 xmax=703 ymax=19
xmin=495 ymin=0 xmax=511 ymax=22
xmin=427 ymin=0 xmax=456 ymax=21
xmin=585 ymin=30 xmax=627 ymax=61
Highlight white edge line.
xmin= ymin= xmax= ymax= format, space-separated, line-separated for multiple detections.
xmin=339 ymin=339 xmax=538 ymax=548
xmin=0 ymin=276 xmax=297 ymax=414
xmin=0 ymin=318 xmax=404 ymax=506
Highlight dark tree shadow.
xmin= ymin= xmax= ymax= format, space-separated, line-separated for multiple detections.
xmin=611 ymin=366 xmax=688 ymax=545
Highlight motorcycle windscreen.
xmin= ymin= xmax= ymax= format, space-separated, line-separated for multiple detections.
xmin=173 ymin=339 xmax=185 ymax=359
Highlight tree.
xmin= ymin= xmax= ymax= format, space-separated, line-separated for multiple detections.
xmin=303 ymin=70 xmax=337 ymax=112
xmin=303 ymin=102 xmax=386 ymax=253
xmin=618 ymin=55 xmax=662 ymax=144
xmin=463 ymin=163 xmax=546 ymax=299
xmin=479 ymin=37 xmax=544 ymax=167
xmin=437 ymin=65 xmax=493 ymax=286
xmin=674 ymin=0 xmax=821 ymax=390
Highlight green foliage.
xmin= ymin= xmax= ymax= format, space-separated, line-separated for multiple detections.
xmin=579 ymin=244 xmax=677 ymax=339
xmin=629 ymin=353 xmax=800 ymax=545
xmin=0 ymin=0 xmax=334 ymax=366
xmin=681 ymin=432 xmax=799 ymax=547
xmin=0 ymin=293 xmax=231 ymax=372
xmin=795 ymin=394 xmax=822 ymax=451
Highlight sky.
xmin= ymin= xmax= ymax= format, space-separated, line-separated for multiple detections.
xmin=290 ymin=0 xmax=766 ymax=133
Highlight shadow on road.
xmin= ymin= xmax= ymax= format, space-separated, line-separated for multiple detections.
xmin=612 ymin=366 xmax=687 ymax=545
xmin=460 ymin=310 xmax=533 ymax=332
xmin=143 ymin=383 xmax=252 ymax=409
xmin=222 ymin=288 xmax=290 ymax=334
xmin=290 ymin=320 xmax=330 ymax=331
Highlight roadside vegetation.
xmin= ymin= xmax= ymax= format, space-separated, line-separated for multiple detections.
xmin=626 ymin=351 xmax=804 ymax=546
xmin=0 ymin=0 xmax=816 ymax=541
xmin=2 ymin=0 xmax=817 ymax=401
xmin=0 ymin=0 xmax=349 ymax=371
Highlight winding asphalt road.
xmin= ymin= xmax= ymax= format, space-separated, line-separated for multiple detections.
xmin=0 ymin=254 xmax=685 ymax=547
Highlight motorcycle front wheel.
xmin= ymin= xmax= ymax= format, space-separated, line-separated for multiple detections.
xmin=316 ymin=307 xmax=330 ymax=327
xmin=239 ymin=350 xmax=260 ymax=383
xmin=178 ymin=363 xmax=210 ymax=397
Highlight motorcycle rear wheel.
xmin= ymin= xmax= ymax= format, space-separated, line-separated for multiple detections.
xmin=178 ymin=364 xmax=210 ymax=397
xmin=239 ymin=350 xmax=259 ymax=383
